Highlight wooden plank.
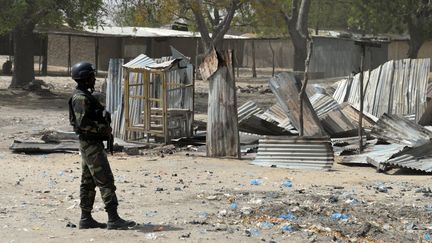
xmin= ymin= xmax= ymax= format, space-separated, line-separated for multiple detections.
xmin=269 ymin=72 xmax=326 ymax=136
xmin=203 ymin=49 xmax=240 ymax=158
xmin=199 ymin=49 xmax=218 ymax=81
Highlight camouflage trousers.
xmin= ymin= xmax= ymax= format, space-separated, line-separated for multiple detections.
xmin=79 ymin=139 xmax=118 ymax=212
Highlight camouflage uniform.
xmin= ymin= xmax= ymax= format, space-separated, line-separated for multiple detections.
xmin=69 ymin=86 xmax=118 ymax=213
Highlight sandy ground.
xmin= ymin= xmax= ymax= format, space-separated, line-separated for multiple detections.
xmin=1 ymin=74 xmax=432 ymax=243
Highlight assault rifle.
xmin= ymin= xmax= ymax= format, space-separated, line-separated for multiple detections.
xmin=103 ymin=110 xmax=114 ymax=155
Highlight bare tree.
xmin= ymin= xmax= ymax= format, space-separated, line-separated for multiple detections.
xmin=257 ymin=0 xmax=311 ymax=71
xmin=280 ymin=0 xmax=311 ymax=71
xmin=186 ymin=0 xmax=242 ymax=54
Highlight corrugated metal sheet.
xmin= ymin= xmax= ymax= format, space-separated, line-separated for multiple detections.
xmin=106 ymin=58 xmax=126 ymax=139
xmin=252 ymin=136 xmax=334 ymax=170
xmin=259 ymin=104 xmax=296 ymax=132
xmin=372 ymin=114 xmax=432 ymax=147
xmin=340 ymin=144 xmax=404 ymax=164
xmin=340 ymin=103 xmax=377 ymax=128
xmin=383 ymin=143 xmax=432 ymax=172
xmin=309 ymin=93 xmax=340 ymax=118
xmin=333 ymin=58 xmax=431 ymax=121
xmin=123 ymin=54 xmax=156 ymax=69
xmin=237 ymin=101 xmax=292 ymax=136
xmin=269 ymin=72 xmax=326 ymax=136
xmin=147 ymin=59 xmax=180 ymax=70
xmin=106 ymin=58 xmax=124 ymax=113
xmin=320 ymin=109 xmax=357 ymax=137
xmin=84 ymin=26 xmax=246 ymax=39
xmin=238 ymin=101 xmax=262 ymax=123
xmin=331 ymin=135 xmax=368 ymax=156
xmin=306 ymin=93 xmax=356 ymax=137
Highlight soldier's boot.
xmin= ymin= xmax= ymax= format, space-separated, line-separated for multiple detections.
xmin=107 ymin=208 xmax=136 ymax=230
xmin=79 ymin=210 xmax=107 ymax=229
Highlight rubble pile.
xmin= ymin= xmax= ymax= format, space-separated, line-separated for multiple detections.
xmin=238 ymin=58 xmax=432 ymax=173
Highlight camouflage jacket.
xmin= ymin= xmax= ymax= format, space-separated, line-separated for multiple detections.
xmin=68 ymin=86 xmax=110 ymax=139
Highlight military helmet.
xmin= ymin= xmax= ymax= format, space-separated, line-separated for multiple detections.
xmin=71 ymin=61 xmax=95 ymax=81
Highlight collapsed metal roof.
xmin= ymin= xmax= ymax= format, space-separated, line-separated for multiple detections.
xmin=372 ymin=114 xmax=432 ymax=147
xmin=384 ymin=143 xmax=432 ymax=172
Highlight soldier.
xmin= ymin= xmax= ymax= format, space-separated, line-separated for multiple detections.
xmin=68 ymin=61 xmax=136 ymax=230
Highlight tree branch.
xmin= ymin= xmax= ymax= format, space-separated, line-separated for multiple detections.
xmin=189 ymin=0 xmax=213 ymax=52
xmin=212 ymin=0 xmax=241 ymax=48
xmin=296 ymin=0 xmax=311 ymax=39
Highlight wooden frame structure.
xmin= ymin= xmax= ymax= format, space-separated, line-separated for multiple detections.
xmin=123 ymin=56 xmax=194 ymax=143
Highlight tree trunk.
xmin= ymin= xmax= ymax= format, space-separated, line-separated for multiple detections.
xmin=268 ymin=40 xmax=275 ymax=77
xmin=291 ymin=34 xmax=307 ymax=71
xmin=9 ymin=23 xmax=35 ymax=88
xmin=200 ymin=49 xmax=240 ymax=158
xmin=406 ymin=13 xmax=425 ymax=59
xmin=282 ymin=0 xmax=310 ymax=72
xmin=407 ymin=29 xmax=423 ymax=58
xmin=252 ymin=40 xmax=257 ymax=77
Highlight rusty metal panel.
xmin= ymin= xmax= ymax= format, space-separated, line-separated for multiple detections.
xmin=252 ymin=136 xmax=334 ymax=170
xmin=199 ymin=49 xmax=218 ymax=81
xmin=259 ymin=104 xmax=295 ymax=132
xmin=383 ymin=143 xmax=432 ymax=172
xmin=238 ymin=101 xmax=292 ymax=136
xmin=238 ymin=101 xmax=262 ymax=123
xmin=372 ymin=114 xmax=432 ymax=147
xmin=309 ymin=93 xmax=340 ymax=118
xmin=331 ymin=135 xmax=368 ymax=156
xmin=333 ymin=58 xmax=430 ymax=121
xmin=269 ymin=72 xmax=326 ymax=136
xmin=341 ymin=143 xmax=404 ymax=165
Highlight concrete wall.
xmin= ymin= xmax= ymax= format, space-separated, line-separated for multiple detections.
xmin=242 ymin=39 xmax=293 ymax=69
xmin=98 ymin=37 xmax=122 ymax=70
xmin=46 ymin=33 xmax=428 ymax=76
xmin=310 ymin=36 xmax=388 ymax=78
xmin=48 ymin=34 xmax=95 ymax=68
xmin=389 ymin=40 xmax=432 ymax=60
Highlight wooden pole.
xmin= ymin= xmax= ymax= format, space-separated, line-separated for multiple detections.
xmin=195 ymin=39 xmax=199 ymax=80
xmin=268 ymin=40 xmax=275 ymax=77
xmin=162 ymin=73 xmax=168 ymax=143
xmin=354 ymin=39 xmax=381 ymax=152
xmin=124 ymin=70 xmax=130 ymax=141
xmin=252 ymin=40 xmax=257 ymax=78
xmin=42 ymin=35 xmax=47 ymax=76
xmin=299 ymin=40 xmax=313 ymax=137
xmin=67 ymin=35 xmax=71 ymax=75
xmin=358 ymin=46 xmax=365 ymax=152
xmin=232 ymin=50 xmax=241 ymax=159
xmin=95 ymin=37 xmax=99 ymax=74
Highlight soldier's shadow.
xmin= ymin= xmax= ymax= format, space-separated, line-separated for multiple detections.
xmin=131 ymin=223 xmax=183 ymax=233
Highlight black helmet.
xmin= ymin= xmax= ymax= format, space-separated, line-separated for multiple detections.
xmin=71 ymin=62 xmax=95 ymax=81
